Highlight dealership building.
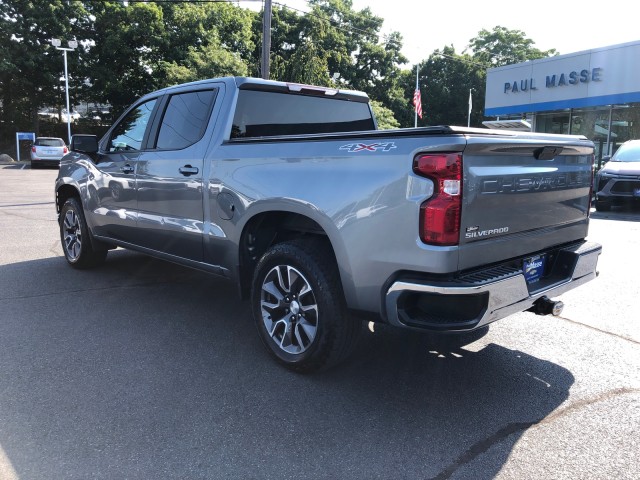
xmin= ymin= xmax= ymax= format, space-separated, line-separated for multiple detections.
xmin=484 ymin=40 xmax=640 ymax=163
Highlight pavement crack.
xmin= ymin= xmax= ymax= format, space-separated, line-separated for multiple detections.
xmin=428 ymin=387 xmax=640 ymax=480
xmin=557 ymin=316 xmax=640 ymax=345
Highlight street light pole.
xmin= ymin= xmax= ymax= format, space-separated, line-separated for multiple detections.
xmin=51 ymin=39 xmax=77 ymax=145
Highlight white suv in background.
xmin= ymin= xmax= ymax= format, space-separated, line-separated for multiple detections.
xmin=30 ymin=137 xmax=68 ymax=168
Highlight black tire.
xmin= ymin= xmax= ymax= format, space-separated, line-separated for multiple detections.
xmin=595 ymin=200 xmax=611 ymax=212
xmin=30 ymin=161 xmax=38 ymax=170
xmin=251 ymin=238 xmax=360 ymax=373
xmin=59 ymin=197 xmax=107 ymax=269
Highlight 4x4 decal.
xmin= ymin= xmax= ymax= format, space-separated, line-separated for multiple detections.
xmin=339 ymin=142 xmax=397 ymax=153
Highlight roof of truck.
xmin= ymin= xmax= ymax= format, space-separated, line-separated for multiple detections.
xmin=146 ymin=76 xmax=370 ymax=103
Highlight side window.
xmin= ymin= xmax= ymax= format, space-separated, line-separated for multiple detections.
xmin=108 ymin=99 xmax=157 ymax=152
xmin=156 ymin=90 xmax=217 ymax=150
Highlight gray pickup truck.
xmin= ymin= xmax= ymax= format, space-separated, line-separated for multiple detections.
xmin=55 ymin=76 xmax=601 ymax=372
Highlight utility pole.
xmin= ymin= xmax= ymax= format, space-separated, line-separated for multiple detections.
xmin=261 ymin=0 xmax=272 ymax=80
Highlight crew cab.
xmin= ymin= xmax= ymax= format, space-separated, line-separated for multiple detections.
xmin=55 ymin=77 xmax=601 ymax=372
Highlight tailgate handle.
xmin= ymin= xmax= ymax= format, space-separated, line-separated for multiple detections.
xmin=534 ymin=146 xmax=562 ymax=160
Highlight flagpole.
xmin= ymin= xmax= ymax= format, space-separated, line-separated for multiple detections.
xmin=414 ymin=65 xmax=419 ymax=128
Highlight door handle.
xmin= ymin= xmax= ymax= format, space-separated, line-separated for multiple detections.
xmin=121 ymin=164 xmax=134 ymax=174
xmin=179 ymin=165 xmax=199 ymax=176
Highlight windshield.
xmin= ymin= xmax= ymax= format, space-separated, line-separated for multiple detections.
xmin=612 ymin=142 xmax=640 ymax=162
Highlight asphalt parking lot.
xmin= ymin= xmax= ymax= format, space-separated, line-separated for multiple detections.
xmin=0 ymin=165 xmax=639 ymax=479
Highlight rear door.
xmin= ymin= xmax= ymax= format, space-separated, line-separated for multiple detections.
xmin=134 ymin=85 xmax=219 ymax=262
xmin=459 ymin=135 xmax=594 ymax=270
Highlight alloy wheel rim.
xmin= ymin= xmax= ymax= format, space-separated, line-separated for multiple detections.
xmin=260 ymin=265 xmax=318 ymax=354
xmin=63 ymin=209 xmax=82 ymax=261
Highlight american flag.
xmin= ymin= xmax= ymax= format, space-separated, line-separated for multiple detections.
xmin=413 ymin=88 xmax=422 ymax=119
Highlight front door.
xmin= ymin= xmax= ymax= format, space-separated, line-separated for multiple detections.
xmin=134 ymin=89 xmax=218 ymax=262
xmin=88 ymin=98 xmax=158 ymax=242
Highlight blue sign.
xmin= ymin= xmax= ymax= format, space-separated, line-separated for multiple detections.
xmin=15 ymin=132 xmax=36 ymax=161
xmin=17 ymin=132 xmax=35 ymax=141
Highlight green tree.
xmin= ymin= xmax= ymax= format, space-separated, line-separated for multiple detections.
xmin=262 ymin=0 xmax=407 ymax=112
xmin=156 ymin=1 xmax=254 ymax=86
xmin=397 ymin=47 xmax=484 ymax=128
xmin=84 ymin=1 xmax=166 ymax=115
xmin=371 ymin=100 xmax=400 ymax=130
xmin=255 ymin=5 xmax=304 ymax=79
xmin=85 ymin=1 xmax=254 ymax=116
xmin=468 ymin=25 xmax=557 ymax=67
xmin=0 ymin=0 xmax=91 ymax=133
xmin=393 ymin=26 xmax=557 ymax=128
xmin=305 ymin=0 xmax=407 ymax=108
xmin=160 ymin=42 xmax=248 ymax=86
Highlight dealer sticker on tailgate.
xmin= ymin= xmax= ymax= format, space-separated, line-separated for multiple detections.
xmin=524 ymin=255 xmax=545 ymax=284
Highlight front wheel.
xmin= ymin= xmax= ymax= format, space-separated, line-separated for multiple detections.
xmin=595 ymin=200 xmax=611 ymax=212
xmin=59 ymin=197 xmax=107 ymax=268
xmin=251 ymin=238 xmax=360 ymax=373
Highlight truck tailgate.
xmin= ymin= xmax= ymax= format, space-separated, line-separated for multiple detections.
xmin=459 ymin=136 xmax=594 ymax=271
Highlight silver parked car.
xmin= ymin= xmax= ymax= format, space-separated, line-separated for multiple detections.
xmin=595 ymin=139 xmax=640 ymax=211
xmin=30 ymin=137 xmax=68 ymax=168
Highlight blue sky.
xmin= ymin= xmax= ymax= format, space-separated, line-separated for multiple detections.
xmin=261 ymin=0 xmax=639 ymax=66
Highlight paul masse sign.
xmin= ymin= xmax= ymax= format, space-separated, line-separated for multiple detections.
xmin=485 ymin=41 xmax=640 ymax=116
xmin=503 ymin=67 xmax=603 ymax=94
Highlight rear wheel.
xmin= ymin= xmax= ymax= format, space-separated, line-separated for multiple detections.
xmin=59 ymin=197 xmax=107 ymax=268
xmin=251 ymin=238 xmax=360 ymax=373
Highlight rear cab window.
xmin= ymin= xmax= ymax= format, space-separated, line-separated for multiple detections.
xmin=35 ymin=138 xmax=65 ymax=147
xmin=231 ymin=89 xmax=375 ymax=139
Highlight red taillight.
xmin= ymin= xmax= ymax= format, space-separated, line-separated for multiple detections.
xmin=413 ymin=153 xmax=462 ymax=246
xmin=63 ymin=146 xmax=68 ymax=154
xmin=32 ymin=146 xmax=36 ymax=153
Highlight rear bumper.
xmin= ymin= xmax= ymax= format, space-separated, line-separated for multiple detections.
xmin=31 ymin=157 xmax=62 ymax=167
xmin=384 ymin=240 xmax=601 ymax=332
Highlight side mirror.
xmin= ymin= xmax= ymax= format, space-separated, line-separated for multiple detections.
xmin=70 ymin=134 xmax=98 ymax=154
xmin=601 ymin=155 xmax=611 ymax=163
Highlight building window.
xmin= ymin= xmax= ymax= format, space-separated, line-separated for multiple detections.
xmin=536 ymin=112 xmax=571 ymax=135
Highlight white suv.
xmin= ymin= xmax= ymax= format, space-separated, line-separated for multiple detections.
xmin=30 ymin=137 xmax=68 ymax=168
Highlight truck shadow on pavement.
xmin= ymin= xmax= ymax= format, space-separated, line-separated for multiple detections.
xmin=589 ymin=205 xmax=640 ymax=221
xmin=0 ymin=250 xmax=575 ymax=480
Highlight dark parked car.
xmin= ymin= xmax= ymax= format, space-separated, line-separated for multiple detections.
xmin=30 ymin=137 xmax=68 ymax=168
xmin=595 ymin=139 xmax=640 ymax=211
